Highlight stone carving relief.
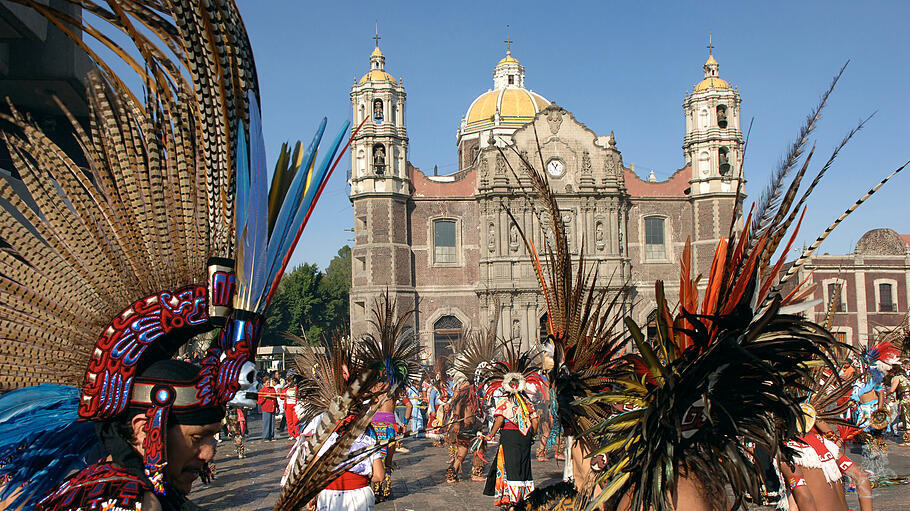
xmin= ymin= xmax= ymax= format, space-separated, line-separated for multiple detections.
xmin=562 ymin=211 xmax=574 ymax=251
xmin=496 ymin=153 xmax=506 ymax=175
xmin=511 ymin=319 xmax=521 ymax=340
xmin=546 ymin=108 xmax=563 ymax=134
xmin=488 ymin=222 xmax=496 ymax=253
xmin=582 ymin=151 xmax=592 ymax=174
xmin=509 ymin=223 xmax=520 ymax=252
xmin=595 ymin=220 xmax=606 ymax=250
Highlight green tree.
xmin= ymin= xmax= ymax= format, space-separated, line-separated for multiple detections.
xmin=261 ymin=245 xmax=352 ymax=345
xmin=319 ymin=245 xmax=352 ymax=333
xmin=263 ymin=263 xmax=325 ymax=345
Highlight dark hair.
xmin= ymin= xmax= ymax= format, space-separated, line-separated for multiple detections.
xmin=113 ymin=414 xmax=139 ymax=446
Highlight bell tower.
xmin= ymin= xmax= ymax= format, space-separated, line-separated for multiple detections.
xmin=348 ymin=34 xmax=414 ymax=338
xmin=350 ymin=35 xmax=409 ymax=194
xmin=682 ymin=39 xmax=743 ymax=196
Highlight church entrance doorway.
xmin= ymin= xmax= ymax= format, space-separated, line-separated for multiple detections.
xmin=433 ymin=315 xmax=462 ymax=362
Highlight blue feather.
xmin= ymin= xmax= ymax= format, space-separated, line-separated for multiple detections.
xmin=246 ymin=91 xmax=269 ymax=306
xmin=234 ymin=120 xmax=249 ymax=251
xmin=251 ymin=120 xmax=326 ymax=311
xmin=0 ymin=384 xmax=100 ymax=509
xmin=261 ymin=121 xmax=350 ymax=305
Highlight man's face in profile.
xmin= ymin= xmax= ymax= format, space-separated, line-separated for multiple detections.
xmin=166 ymin=422 xmax=221 ymax=494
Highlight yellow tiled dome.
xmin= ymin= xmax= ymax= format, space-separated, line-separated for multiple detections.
xmin=359 ymin=69 xmax=397 ymax=85
xmin=694 ymin=76 xmax=730 ymax=91
xmin=497 ymin=54 xmax=520 ymax=66
xmin=371 ymin=46 xmax=383 ymax=57
xmin=465 ymin=88 xmax=549 ymax=128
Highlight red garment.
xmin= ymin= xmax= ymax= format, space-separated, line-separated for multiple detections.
xmin=237 ymin=408 xmax=248 ymax=436
xmin=325 ymin=471 xmax=370 ymax=491
xmin=284 ymin=388 xmax=300 ymax=437
xmin=257 ymin=386 xmax=278 ymax=413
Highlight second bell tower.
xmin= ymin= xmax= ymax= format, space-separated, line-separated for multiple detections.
xmin=350 ymin=36 xmax=409 ymax=195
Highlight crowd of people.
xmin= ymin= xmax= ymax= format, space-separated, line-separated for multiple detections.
xmin=1 ymin=1 xmax=909 ymax=511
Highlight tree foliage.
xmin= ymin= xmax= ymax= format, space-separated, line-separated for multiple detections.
xmin=262 ymin=246 xmax=352 ymax=345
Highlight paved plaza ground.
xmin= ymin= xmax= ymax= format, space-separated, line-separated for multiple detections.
xmin=193 ymin=415 xmax=910 ymax=510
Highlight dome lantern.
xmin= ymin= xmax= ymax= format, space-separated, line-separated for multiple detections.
xmin=694 ymin=35 xmax=730 ymax=92
xmin=359 ymin=34 xmax=396 ymax=85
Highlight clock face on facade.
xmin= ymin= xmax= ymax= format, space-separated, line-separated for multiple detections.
xmin=546 ymin=158 xmax=564 ymax=177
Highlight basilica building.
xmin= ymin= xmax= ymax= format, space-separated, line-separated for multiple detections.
xmin=348 ymin=42 xmax=744 ymax=360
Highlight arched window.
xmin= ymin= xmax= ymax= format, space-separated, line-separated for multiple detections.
xmin=359 ymin=104 xmax=365 ymax=124
xmin=827 ymin=282 xmax=845 ymax=312
xmin=434 ymin=220 xmax=457 ymax=264
xmin=875 ymin=281 xmax=897 ymax=312
xmin=372 ymin=143 xmax=386 ymax=174
xmin=373 ymin=99 xmax=384 ymax=123
xmin=390 ymin=103 xmax=397 ymax=125
xmin=434 ymin=315 xmax=462 ymax=361
xmin=718 ymin=146 xmax=730 ymax=175
xmin=539 ymin=313 xmax=549 ymax=345
xmin=646 ymin=309 xmax=659 ymax=340
xmin=716 ymin=105 xmax=728 ymax=128
xmin=644 ymin=217 xmax=666 ymax=261
xmin=698 ymin=108 xmax=709 ymax=129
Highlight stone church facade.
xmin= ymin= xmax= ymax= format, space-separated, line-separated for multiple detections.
xmin=348 ymin=42 xmax=744 ymax=361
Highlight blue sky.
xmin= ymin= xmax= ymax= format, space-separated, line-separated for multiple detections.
xmin=239 ymin=0 xmax=910 ymax=271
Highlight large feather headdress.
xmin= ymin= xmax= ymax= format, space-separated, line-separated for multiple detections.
xmin=0 ymin=0 xmax=358 ymax=506
xmin=452 ymin=302 xmax=503 ymax=386
xmin=289 ymin=332 xmax=372 ymax=423
xmin=496 ymin=136 xmax=631 ymax=437
xmin=356 ymin=291 xmax=422 ymax=391
xmin=275 ymin=333 xmax=386 ymax=511
xmin=482 ymin=341 xmax=545 ymax=400
xmin=583 ymin=64 xmax=903 ymax=511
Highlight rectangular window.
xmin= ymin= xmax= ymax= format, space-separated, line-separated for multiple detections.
xmin=434 ymin=220 xmax=457 ymax=264
xmin=644 ymin=217 xmax=665 ymax=261
xmin=832 ymin=331 xmax=847 ymax=344
xmin=827 ymin=283 xmax=844 ymax=312
xmin=880 ymin=283 xmax=894 ymax=312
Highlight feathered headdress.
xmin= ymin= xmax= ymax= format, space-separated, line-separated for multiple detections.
xmin=496 ymin=137 xmax=631 ymax=437
xmin=482 ymin=342 xmax=545 ymax=400
xmin=289 ymin=333 xmax=372 ymax=424
xmin=0 ymin=0 xmax=358 ymax=506
xmin=583 ymin=64 xmax=901 ymax=511
xmin=275 ymin=333 xmax=386 ymax=511
xmin=452 ymin=302 xmax=503 ymax=386
xmin=357 ymin=291 xmax=422 ymax=391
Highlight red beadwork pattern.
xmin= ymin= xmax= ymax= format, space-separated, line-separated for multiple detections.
xmin=196 ymin=312 xmax=262 ymax=406
xmin=79 ymin=284 xmax=209 ymax=420
xmin=141 ymin=401 xmax=170 ymax=495
xmin=36 ymin=462 xmax=149 ymax=511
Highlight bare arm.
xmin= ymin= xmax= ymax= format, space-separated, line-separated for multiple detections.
xmin=404 ymin=398 xmax=413 ymax=423
xmin=371 ymin=458 xmax=386 ymax=483
xmin=780 ymin=463 xmax=817 ymax=511
xmin=488 ymin=415 xmax=505 ymax=439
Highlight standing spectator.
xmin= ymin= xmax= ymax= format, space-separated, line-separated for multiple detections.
xmin=407 ymin=384 xmax=424 ymax=437
xmin=283 ymin=381 xmax=301 ymax=439
xmin=273 ymin=371 xmax=287 ymax=433
xmin=258 ymin=377 xmax=278 ymax=441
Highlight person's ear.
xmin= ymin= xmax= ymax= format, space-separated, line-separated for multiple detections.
xmin=131 ymin=414 xmax=149 ymax=451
